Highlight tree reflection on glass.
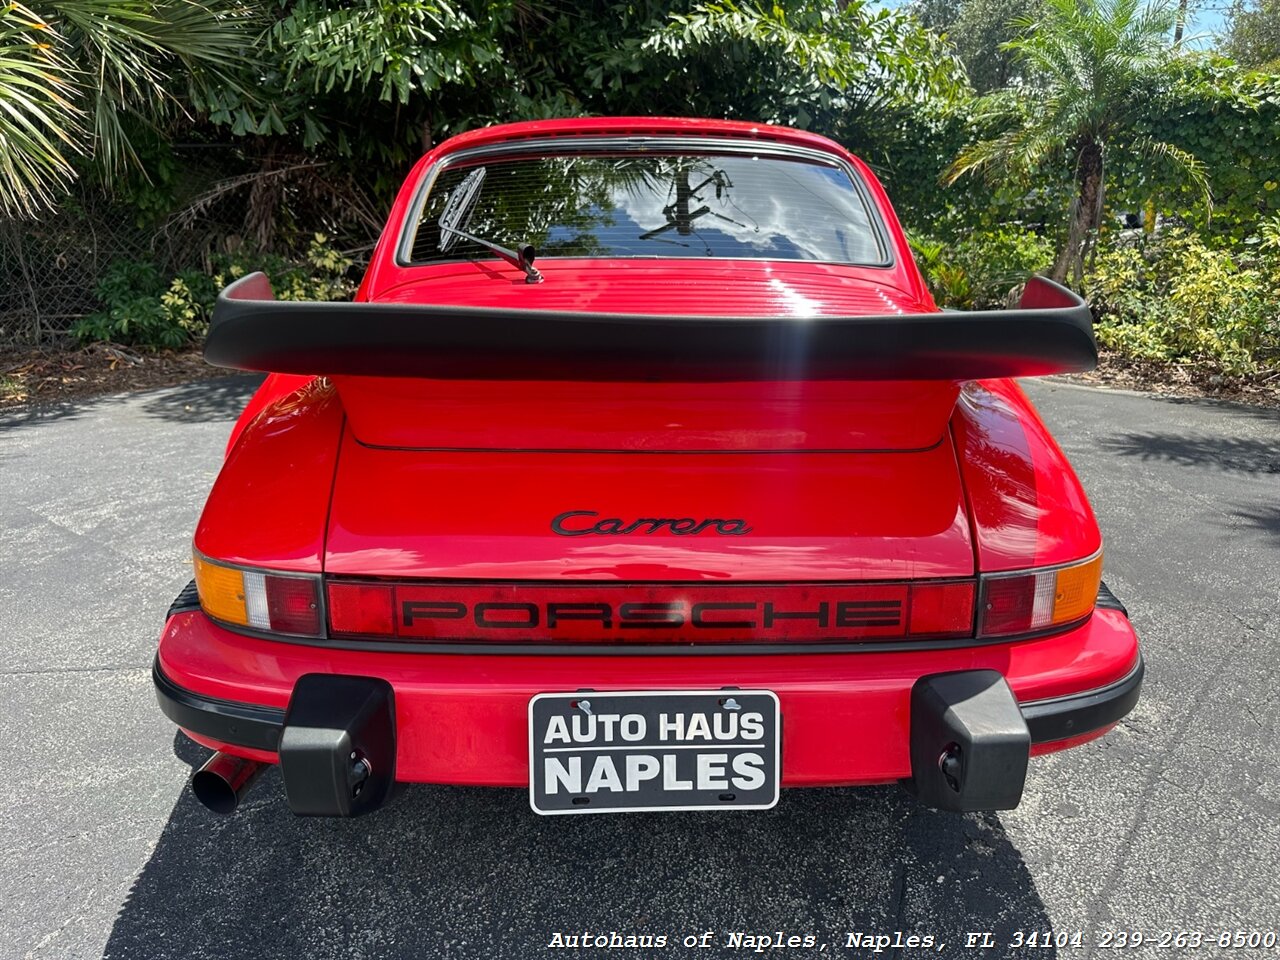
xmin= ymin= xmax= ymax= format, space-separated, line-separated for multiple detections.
xmin=410 ymin=151 xmax=884 ymax=265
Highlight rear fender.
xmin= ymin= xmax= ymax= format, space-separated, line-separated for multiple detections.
xmin=196 ymin=379 xmax=343 ymax=573
xmin=951 ymin=379 xmax=1100 ymax=571
xmin=225 ymin=373 xmax=318 ymax=457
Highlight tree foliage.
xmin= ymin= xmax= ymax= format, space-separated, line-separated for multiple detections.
xmin=946 ymin=0 xmax=1210 ymax=283
xmin=0 ymin=0 xmax=965 ymax=222
xmin=1111 ymin=60 xmax=1280 ymax=239
xmin=0 ymin=4 xmax=80 ymax=217
xmin=1221 ymin=0 xmax=1280 ymax=70
xmin=0 ymin=0 xmax=258 ymax=217
xmin=913 ymin=0 xmax=1040 ymax=92
xmin=199 ymin=0 xmax=964 ymax=181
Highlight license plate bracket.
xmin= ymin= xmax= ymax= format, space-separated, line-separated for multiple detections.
xmin=528 ymin=689 xmax=780 ymax=815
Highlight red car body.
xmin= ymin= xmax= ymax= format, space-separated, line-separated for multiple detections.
xmin=155 ymin=117 xmax=1141 ymax=817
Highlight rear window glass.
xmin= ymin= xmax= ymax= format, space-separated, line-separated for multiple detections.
xmin=406 ymin=152 xmax=888 ymax=266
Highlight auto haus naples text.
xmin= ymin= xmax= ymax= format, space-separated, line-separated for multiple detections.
xmin=540 ymin=708 xmax=769 ymax=794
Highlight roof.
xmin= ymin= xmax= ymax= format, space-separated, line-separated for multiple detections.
xmin=425 ymin=116 xmax=848 ymax=160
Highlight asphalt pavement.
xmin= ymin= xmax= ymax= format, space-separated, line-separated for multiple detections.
xmin=0 ymin=376 xmax=1277 ymax=960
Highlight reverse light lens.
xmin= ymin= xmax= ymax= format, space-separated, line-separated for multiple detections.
xmin=980 ymin=575 xmax=1036 ymax=636
xmin=978 ymin=552 xmax=1102 ymax=638
xmin=193 ymin=552 xmax=323 ymax=637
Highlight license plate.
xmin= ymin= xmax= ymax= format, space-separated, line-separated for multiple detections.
xmin=528 ymin=690 xmax=780 ymax=815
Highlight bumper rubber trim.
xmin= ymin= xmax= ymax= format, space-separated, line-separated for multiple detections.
xmin=1095 ymin=580 xmax=1128 ymax=616
xmin=909 ymin=670 xmax=1030 ymax=811
xmin=166 ymin=579 xmax=200 ymax=620
xmin=1021 ymin=652 xmax=1144 ymax=744
xmin=154 ymin=657 xmax=284 ymax=753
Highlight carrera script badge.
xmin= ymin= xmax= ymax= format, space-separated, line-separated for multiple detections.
xmin=551 ymin=510 xmax=752 ymax=537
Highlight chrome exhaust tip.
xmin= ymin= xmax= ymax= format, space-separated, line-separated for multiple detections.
xmin=191 ymin=752 xmax=267 ymax=815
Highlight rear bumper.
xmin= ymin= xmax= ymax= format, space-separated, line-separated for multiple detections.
xmin=155 ymin=590 xmax=1142 ymax=788
xmin=1021 ymin=656 xmax=1142 ymax=743
xmin=154 ymin=651 xmax=1144 ymax=763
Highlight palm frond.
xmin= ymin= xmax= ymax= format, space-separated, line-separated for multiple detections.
xmin=953 ymin=0 xmax=1198 ymax=187
xmin=0 ymin=3 xmax=82 ymax=217
xmin=1132 ymin=135 xmax=1214 ymax=219
xmin=40 ymin=0 xmax=261 ymax=176
xmin=945 ymin=118 xmax=1062 ymax=187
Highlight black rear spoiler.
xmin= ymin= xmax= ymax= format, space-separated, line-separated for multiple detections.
xmin=205 ymin=272 xmax=1095 ymax=381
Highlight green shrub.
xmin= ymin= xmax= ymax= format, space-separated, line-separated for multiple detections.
xmin=1110 ymin=62 xmax=1280 ymax=242
xmin=1087 ymin=230 xmax=1280 ymax=374
xmin=910 ymin=227 xmax=1056 ymax=309
xmin=73 ymin=234 xmax=356 ymax=349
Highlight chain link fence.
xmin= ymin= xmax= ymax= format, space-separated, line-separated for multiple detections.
xmin=0 ymin=186 xmax=171 ymax=345
xmin=0 ymin=146 xmax=375 ymax=348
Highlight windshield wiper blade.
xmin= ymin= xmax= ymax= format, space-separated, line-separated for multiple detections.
xmin=440 ymin=225 xmax=543 ymax=284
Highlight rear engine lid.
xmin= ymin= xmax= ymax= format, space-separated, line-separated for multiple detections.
xmin=323 ymin=426 xmax=975 ymax=582
xmin=333 ymin=377 xmax=959 ymax=452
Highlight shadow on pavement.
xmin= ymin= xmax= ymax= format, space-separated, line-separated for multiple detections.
xmin=1228 ymin=503 xmax=1280 ymax=548
xmin=1147 ymin=393 xmax=1280 ymax=425
xmin=0 ymin=374 xmax=263 ymax=435
xmin=139 ymin=374 xmax=264 ymax=424
xmin=1099 ymin=432 xmax=1280 ymax=475
xmin=105 ymin=735 xmax=1056 ymax=960
xmin=0 ymin=397 xmax=91 ymax=433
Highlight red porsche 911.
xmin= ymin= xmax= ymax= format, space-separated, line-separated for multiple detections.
xmin=154 ymin=117 xmax=1142 ymax=818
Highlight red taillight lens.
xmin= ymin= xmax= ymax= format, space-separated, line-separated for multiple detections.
xmin=265 ymin=575 xmax=323 ymax=636
xmin=908 ymin=581 xmax=976 ymax=637
xmin=979 ymin=574 xmax=1038 ymax=636
xmin=328 ymin=582 xmax=395 ymax=636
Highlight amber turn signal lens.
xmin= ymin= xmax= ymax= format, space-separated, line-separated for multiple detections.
xmin=1052 ymin=552 xmax=1102 ymax=624
xmin=193 ymin=553 xmax=248 ymax=626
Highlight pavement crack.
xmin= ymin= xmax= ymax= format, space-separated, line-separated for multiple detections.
xmin=1231 ymin=613 xmax=1264 ymax=634
xmin=1079 ymin=623 xmax=1251 ymax=958
xmin=0 ymin=664 xmax=148 ymax=677
xmin=23 ymin=883 xmax=98 ymax=959
xmin=888 ymin=862 xmax=908 ymax=959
